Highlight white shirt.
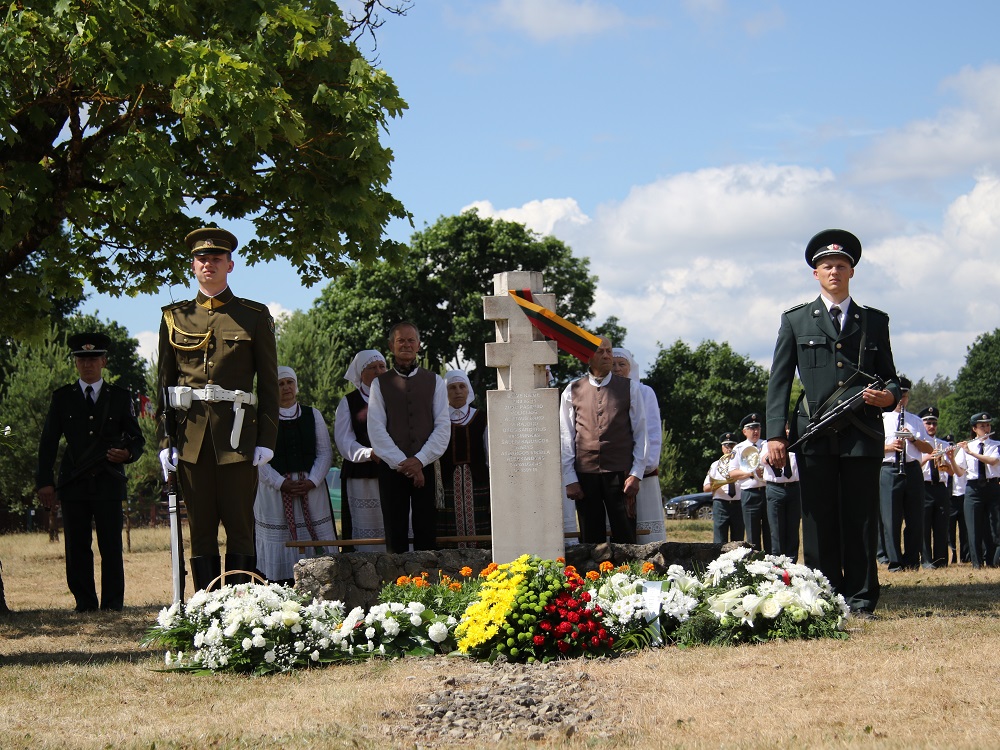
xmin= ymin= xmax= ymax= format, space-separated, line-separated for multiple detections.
xmin=760 ymin=443 xmax=799 ymax=484
xmin=733 ymin=438 xmax=765 ymax=490
xmin=78 ymin=378 xmax=104 ymax=401
xmin=882 ymin=410 xmax=928 ymax=463
xmin=366 ymin=367 xmax=450 ymax=469
xmin=559 ymin=371 xmax=648 ymax=486
xmin=921 ymin=436 xmax=952 ymax=484
xmin=639 ymin=383 xmax=661 ymax=475
xmin=705 ymin=458 xmax=741 ymax=501
xmin=954 ymin=438 xmax=1000 ymax=481
xmin=334 ymin=388 xmax=376 ymax=464
xmin=820 ymin=294 xmax=853 ymax=332
xmin=257 ymin=404 xmax=333 ymax=489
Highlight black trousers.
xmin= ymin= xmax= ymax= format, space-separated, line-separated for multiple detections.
xmin=922 ymin=481 xmax=950 ymax=567
xmin=766 ymin=481 xmax=801 ymax=560
xmin=575 ymin=472 xmax=636 ymax=544
xmin=879 ymin=462 xmax=925 ymax=569
xmin=964 ymin=479 xmax=1000 ymax=568
xmin=799 ymin=454 xmax=882 ymax=612
xmin=712 ymin=497 xmax=744 ymax=544
xmin=59 ymin=474 xmax=125 ymax=611
xmin=741 ymin=487 xmax=770 ymax=554
xmin=949 ymin=493 xmax=969 ymax=562
xmin=377 ymin=463 xmax=437 ymax=553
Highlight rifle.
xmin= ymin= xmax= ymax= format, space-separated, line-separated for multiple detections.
xmin=786 ymin=376 xmax=886 ymax=453
xmin=162 ymin=387 xmax=187 ymax=604
xmin=54 ymin=434 xmax=126 ymax=490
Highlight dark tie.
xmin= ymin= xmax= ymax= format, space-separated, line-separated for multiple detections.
xmin=85 ymin=385 xmax=95 ymax=407
xmin=830 ymin=305 xmax=842 ymax=334
xmin=978 ymin=443 xmax=986 ymax=481
xmin=783 ymin=461 xmax=792 ymax=479
xmin=726 ymin=482 xmax=735 ymax=498
xmin=930 ymin=456 xmax=939 ymax=484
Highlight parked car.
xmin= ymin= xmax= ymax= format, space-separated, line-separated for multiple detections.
xmin=663 ymin=491 xmax=713 ymax=520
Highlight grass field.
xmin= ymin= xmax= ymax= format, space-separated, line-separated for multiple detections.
xmin=2 ymin=524 xmax=1000 ymax=749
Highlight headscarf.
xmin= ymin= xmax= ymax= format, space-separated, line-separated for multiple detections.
xmin=277 ymin=365 xmax=299 ymax=418
xmin=445 ymin=370 xmax=475 ymax=406
xmin=344 ymin=350 xmax=386 ymax=389
xmin=277 ymin=365 xmax=297 ymax=383
xmin=612 ymin=347 xmax=641 ymax=382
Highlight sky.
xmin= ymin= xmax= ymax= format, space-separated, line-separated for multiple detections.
xmin=84 ymin=0 xmax=1000 ymax=385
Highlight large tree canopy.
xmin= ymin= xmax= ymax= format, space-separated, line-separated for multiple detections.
xmin=0 ymin=0 xmax=409 ymax=336
xmin=948 ymin=329 xmax=1000 ymax=440
xmin=645 ymin=339 xmax=770 ymax=496
xmin=277 ymin=210 xmax=598 ymax=416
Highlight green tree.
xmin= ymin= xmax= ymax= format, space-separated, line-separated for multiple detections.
xmin=644 ymin=339 xmax=769 ymax=496
xmin=949 ymin=330 xmax=1000 ymax=439
xmin=278 ymin=211 xmax=599 ymax=409
xmin=0 ymin=0 xmax=409 ymax=337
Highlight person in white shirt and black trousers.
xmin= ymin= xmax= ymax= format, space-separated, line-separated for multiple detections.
xmin=954 ymin=413 xmax=1000 ymax=568
xmin=918 ymin=406 xmax=959 ymax=568
xmin=729 ymin=413 xmax=769 ymax=554
xmin=704 ymin=432 xmax=744 ymax=544
xmin=761 ymin=423 xmax=801 ymax=560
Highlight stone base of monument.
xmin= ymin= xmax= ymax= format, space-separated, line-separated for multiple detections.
xmin=293 ymin=541 xmax=750 ymax=612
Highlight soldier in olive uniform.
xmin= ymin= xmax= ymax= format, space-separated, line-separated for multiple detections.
xmin=158 ymin=227 xmax=279 ymax=590
xmin=765 ymin=230 xmax=900 ymax=618
xmin=36 ymin=333 xmax=145 ymax=612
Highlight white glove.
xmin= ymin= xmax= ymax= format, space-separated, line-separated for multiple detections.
xmin=159 ymin=448 xmax=178 ymax=480
xmin=253 ymin=447 xmax=274 ymax=466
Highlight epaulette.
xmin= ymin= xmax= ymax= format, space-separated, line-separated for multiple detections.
xmin=782 ymin=302 xmax=808 ymax=314
xmin=237 ymin=297 xmax=266 ymax=312
xmin=161 ymin=299 xmax=189 ymax=312
xmin=55 ymin=383 xmax=77 ymax=395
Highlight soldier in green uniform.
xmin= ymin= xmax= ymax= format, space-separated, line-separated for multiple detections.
xmin=765 ymin=229 xmax=899 ymax=618
xmin=36 ymin=333 xmax=145 ymax=611
xmin=158 ymin=227 xmax=279 ymax=590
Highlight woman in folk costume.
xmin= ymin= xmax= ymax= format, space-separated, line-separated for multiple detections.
xmin=612 ymin=348 xmax=667 ymax=543
xmin=254 ymin=366 xmax=336 ymax=584
xmin=437 ymin=370 xmax=491 ymax=549
xmin=334 ymin=350 xmax=390 ymax=552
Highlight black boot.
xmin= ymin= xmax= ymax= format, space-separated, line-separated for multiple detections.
xmin=0 ymin=560 xmax=11 ymax=615
xmin=189 ymin=555 xmax=222 ymax=591
xmin=223 ymin=553 xmax=258 ymax=585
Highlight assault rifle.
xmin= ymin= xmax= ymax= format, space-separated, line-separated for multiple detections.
xmin=786 ymin=376 xmax=886 ymax=453
xmin=54 ymin=434 xmax=127 ymax=490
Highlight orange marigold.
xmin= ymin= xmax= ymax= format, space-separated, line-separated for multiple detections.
xmin=598 ymin=561 xmax=614 ymax=573
xmin=556 ymin=557 xmax=565 ymax=563
xmin=396 ymin=575 xmax=412 ymax=585
xmin=617 ymin=564 xmax=630 ymax=572
xmin=413 ymin=577 xmax=429 ymax=588
xmin=480 ymin=562 xmax=499 ymax=577
xmin=449 ymin=582 xmax=463 ymax=591
xmin=564 ymin=565 xmax=578 ymax=575
xmin=641 ymin=561 xmax=655 ymax=574
xmin=459 ymin=566 xmax=473 ymax=577
xmin=586 ymin=570 xmax=600 ymax=581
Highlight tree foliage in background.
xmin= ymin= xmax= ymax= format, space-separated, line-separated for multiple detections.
xmin=948 ymin=329 xmax=1000 ymax=440
xmin=645 ymin=339 xmax=769 ymax=496
xmin=0 ymin=0 xmax=409 ymax=338
xmin=277 ymin=211 xmax=599 ymax=412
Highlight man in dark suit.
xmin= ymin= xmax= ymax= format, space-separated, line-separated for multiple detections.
xmin=765 ymin=230 xmax=900 ymax=618
xmin=36 ymin=333 xmax=145 ymax=612
xmin=158 ymin=227 xmax=279 ymax=589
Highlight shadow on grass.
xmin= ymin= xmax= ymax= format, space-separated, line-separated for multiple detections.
xmin=879 ymin=580 xmax=1000 ymax=617
xmin=0 ymin=605 xmax=163 ymax=663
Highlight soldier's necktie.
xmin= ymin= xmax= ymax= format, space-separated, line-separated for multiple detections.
xmin=830 ymin=305 xmax=842 ymax=334
xmin=930 ymin=456 xmax=939 ymax=484
xmin=85 ymin=385 xmax=95 ymax=407
xmin=726 ymin=482 xmax=735 ymax=498
xmin=783 ymin=461 xmax=793 ymax=479
xmin=978 ymin=443 xmax=986 ymax=481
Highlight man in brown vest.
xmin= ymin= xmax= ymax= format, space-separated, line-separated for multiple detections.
xmin=560 ymin=336 xmax=648 ymax=544
xmin=366 ymin=322 xmax=450 ymax=552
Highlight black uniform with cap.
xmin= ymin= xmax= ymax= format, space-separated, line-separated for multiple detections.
xmin=36 ymin=333 xmax=145 ymax=611
xmin=704 ymin=431 xmax=745 ymax=544
xmin=918 ymin=406 xmax=952 ymax=568
xmin=765 ymin=230 xmax=900 ymax=614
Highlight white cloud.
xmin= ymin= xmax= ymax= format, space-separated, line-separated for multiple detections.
xmin=267 ymin=302 xmax=294 ymax=324
xmin=852 ymin=64 xmax=1000 ymax=183
xmin=486 ymin=0 xmax=630 ymax=41
xmin=463 ymin=197 xmax=591 ymax=236
xmin=136 ymin=330 xmax=158 ymax=365
xmin=473 ymin=166 xmax=999 ymax=383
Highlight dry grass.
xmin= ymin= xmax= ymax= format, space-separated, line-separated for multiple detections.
xmin=2 ymin=526 xmax=1000 ymax=749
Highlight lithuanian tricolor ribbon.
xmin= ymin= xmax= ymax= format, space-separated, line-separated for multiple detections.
xmin=508 ymin=289 xmax=601 ymax=364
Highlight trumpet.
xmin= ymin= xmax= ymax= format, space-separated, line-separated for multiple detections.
xmin=929 ymin=439 xmax=954 ymax=469
xmin=707 ymin=451 xmax=736 ymax=492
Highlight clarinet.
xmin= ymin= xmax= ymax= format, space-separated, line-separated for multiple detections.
xmin=896 ymin=406 xmax=906 ymax=475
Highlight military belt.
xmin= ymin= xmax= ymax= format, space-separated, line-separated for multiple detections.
xmin=167 ymin=385 xmax=256 ymax=449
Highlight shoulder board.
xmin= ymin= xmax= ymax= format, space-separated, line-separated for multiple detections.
xmin=237 ymin=298 xmax=266 ymax=313
xmin=860 ymin=304 xmax=888 ymax=316
xmin=55 ymin=383 xmax=77 ymax=395
xmin=161 ymin=300 xmax=190 ymax=312
xmin=782 ymin=302 xmax=808 ymax=314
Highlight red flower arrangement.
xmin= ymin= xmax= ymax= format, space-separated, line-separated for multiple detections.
xmin=532 ymin=573 xmax=615 ymax=659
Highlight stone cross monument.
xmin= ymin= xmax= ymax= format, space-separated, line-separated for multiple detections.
xmin=482 ymin=270 xmax=566 ymax=563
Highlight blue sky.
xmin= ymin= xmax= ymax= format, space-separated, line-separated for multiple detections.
xmin=85 ymin=0 xmax=1000 ymax=385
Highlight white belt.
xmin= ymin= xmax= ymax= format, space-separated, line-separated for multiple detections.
xmin=167 ymin=385 xmax=256 ymax=449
